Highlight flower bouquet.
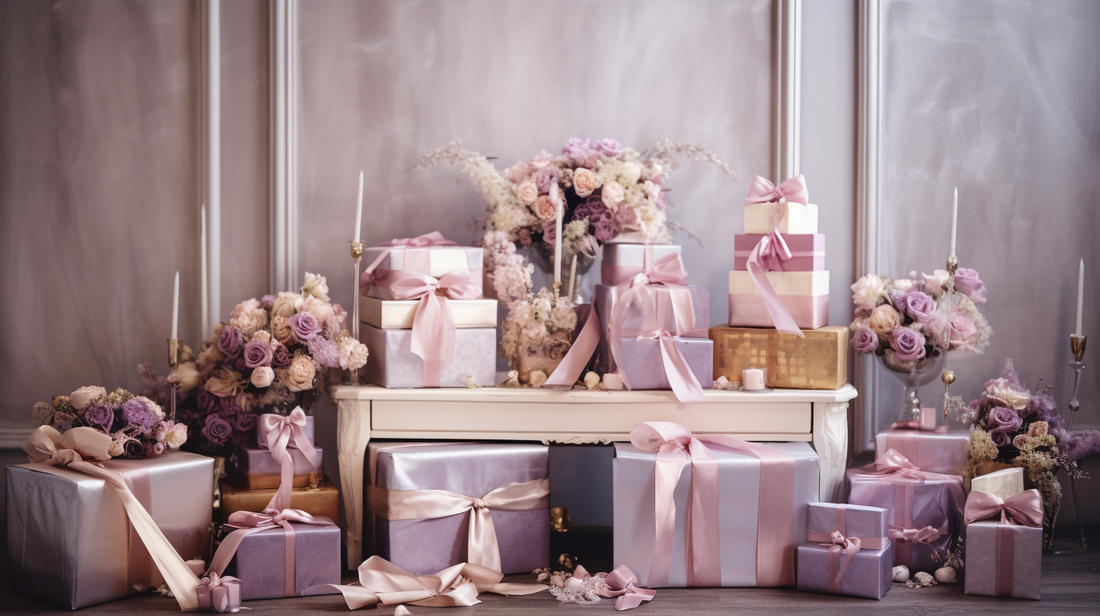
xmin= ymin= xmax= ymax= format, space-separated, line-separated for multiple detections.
xmin=849 ymin=267 xmax=991 ymax=421
xmin=151 ymin=273 xmax=368 ymax=456
xmin=31 ymin=385 xmax=187 ymax=458
xmin=499 ymin=287 xmax=578 ymax=385
xmin=958 ymin=360 xmax=1088 ymax=547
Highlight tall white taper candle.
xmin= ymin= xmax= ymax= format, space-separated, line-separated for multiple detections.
xmin=567 ymin=254 xmax=578 ymax=302
xmin=1077 ymin=258 xmax=1084 ymax=336
xmin=950 ymin=187 xmax=958 ymax=258
xmin=172 ymin=271 xmax=179 ymax=340
xmin=200 ymin=205 xmax=208 ymax=335
xmin=354 ymin=171 xmax=364 ymax=244
xmin=554 ymin=200 xmax=563 ymax=286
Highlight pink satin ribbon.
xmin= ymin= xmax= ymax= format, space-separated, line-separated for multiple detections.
xmin=209 ymin=507 xmax=335 ymax=598
xmin=373 ymin=231 xmax=458 ymax=248
xmin=22 ymin=426 xmax=201 ymax=610
xmin=630 ymin=421 xmax=795 ymax=587
xmin=328 ymin=555 xmax=546 ymax=610
xmin=612 ymin=285 xmax=705 ymax=402
xmin=963 ymin=490 xmax=1042 ymax=598
xmin=569 ymin=565 xmax=656 ymax=611
xmin=744 ymin=174 xmax=809 ymax=205
xmin=727 ymin=293 xmax=828 ymax=330
xmin=367 ymin=477 xmax=550 ymax=573
xmin=360 ymin=248 xmax=481 ymax=387
xmin=196 ymin=572 xmax=242 ymax=613
xmin=544 ymin=305 xmax=602 ymax=389
xmin=805 ymin=504 xmax=886 ymax=594
xmin=260 ymin=407 xmax=319 ymax=512
xmin=120 ymin=468 xmax=153 ymax=593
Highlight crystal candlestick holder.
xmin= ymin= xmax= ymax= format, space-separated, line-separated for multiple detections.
xmin=1053 ymin=334 xmax=1087 ymax=554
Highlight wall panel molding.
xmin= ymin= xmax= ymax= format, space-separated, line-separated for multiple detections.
xmin=271 ymin=0 xmax=299 ymax=292
xmin=774 ymin=0 xmax=802 ymax=179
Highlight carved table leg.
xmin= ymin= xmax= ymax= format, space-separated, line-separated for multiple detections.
xmin=812 ymin=401 xmax=850 ymax=502
xmin=337 ymin=397 xmax=371 ymax=569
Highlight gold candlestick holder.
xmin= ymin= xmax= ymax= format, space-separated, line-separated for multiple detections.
xmin=347 ymin=241 xmax=364 ymax=386
xmin=167 ymin=338 xmax=181 ymax=421
xmin=941 ymin=368 xmax=955 ymax=421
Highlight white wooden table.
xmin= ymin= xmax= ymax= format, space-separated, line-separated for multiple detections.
xmin=331 ymin=382 xmax=858 ymax=567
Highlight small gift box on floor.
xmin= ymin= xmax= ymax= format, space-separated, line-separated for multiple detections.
xmin=8 ymin=442 xmax=213 ymax=609
xmin=874 ymin=427 xmax=971 ymax=475
xmin=846 ymin=450 xmax=965 ymax=573
xmin=708 ymin=325 xmax=849 ymax=390
xmin=368 ymin=442 xmax=550 ymax=576
xmin=613 ymin=422 xmax=819 ymax=587
xmin=219 ymin=479 xmax=339 ymax=524
xmin=964 ymin=468 xmax=1043 ymax=600
xmin=796 ymin=503 xmax=893 ymax=599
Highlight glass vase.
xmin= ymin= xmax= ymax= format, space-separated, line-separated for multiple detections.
xmin=528 ymin=241 xmax=596 ymax=303
xmin=880 ymin=351 xmax=946 ymax=425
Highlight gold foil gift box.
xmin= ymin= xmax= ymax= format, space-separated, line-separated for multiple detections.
xmin=709 ymin=325 xmax=849 ymax=390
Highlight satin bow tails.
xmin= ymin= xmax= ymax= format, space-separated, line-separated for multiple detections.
xmin=259 ymin=407 xmax=318 ymax=511
xmin=23 ymin=426 xmax=201 ymax=611
xmin=630 ymin=421 xmax=796 ymax=587
xmin=196 ymin=573 xmax=242 ymax=613
xmin=543 ymin=306 xmax=602 ymax=389
xmin=329 ymin=555 xmax=546 ymax=610
xmin=566 ymin=565 xmax=656 ymax=611
xmin=374 ymin=231 xmax=458 ymax=248
xmin=742 ymin=174 xmax=809 ymax=337
xmin=963 ymin=489 xmax=1044 ymax=527
xmin=208 ymin=507 xmax=336 ymax=598
xmin=360 ymin=246 xmax=481 ymax=387
xmin=367 ymin=477 xmax=550 ymax=573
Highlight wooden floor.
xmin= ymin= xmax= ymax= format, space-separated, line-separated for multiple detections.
xmin=5 ymin=530 xmax=1100 ymax=615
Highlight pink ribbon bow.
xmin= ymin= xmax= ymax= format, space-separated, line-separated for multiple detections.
xmin=196 ymin=572 xmax=242 ymax=613
xmin=209 ymin=507 xmax=336 ymax=598
xmin=887 ymin=524 xmax=946 ymax=545
xmin=373 ymin=231 xmax=457 ymax=248
xmin=360 ymin=252 xmax=481 ymax=387
xmin=805 ymin=504 xmax=886 ymax=594
xmin=743 ymin=174 xmax=809 ymax=205
xmin=260 ymin=407 xmax=319 ymax=512
xmin=630 ymin=421 xmax=796 ymax=587
xmin=963 ymin=489 xmax=1043 ymax=527
xmin=602 ymin=566 xmax=657 ymax=610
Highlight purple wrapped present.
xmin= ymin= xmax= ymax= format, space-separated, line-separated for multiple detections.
xmin=593 ymin=283 xmax=710 ymax=374
xmin=368 ymin=442 xmax=550 ymax=576
xmin=362 ymin=324 xmax=496 ymax=388
xmin=616 ymin=336 xmax=713 ymax=393
xmin=963 ymin=486 xmax=1044 ymax=599
xmin=875 ymin=427 xmax=970 ymax=475
xmin=846 ymin=450 xmax=964 ymax=573
xmin=7 ymin=452 xmax=213 ymax=609
xmin=613 ymin=424 xmax=819 ymax=587
xmin=361 ymin=233 xmax=484 ymax=299
xmin=600 ymin=243 xmax=682 ymax=285
xmin=230 ymin=444 xmax=322 ymax=477
xmin=734 ymin=234 xmax=825 ymax=272
xmin=796 ymin=503 xmax=893 ymax=599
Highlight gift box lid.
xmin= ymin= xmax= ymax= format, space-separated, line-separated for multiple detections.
xmin=970 ymin=467 xmax=1025 ymax=500
xmin=370 ymin=442 xmax=549 ymax=497
xmin=807 ymin=502 xmax=887 ymax=540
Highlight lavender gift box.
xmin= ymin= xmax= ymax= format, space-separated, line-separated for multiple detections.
xmin=600 ymin=243 xmax=682 ymax=286
xmin=728 ymin=270 xmax=829 ymax=330
xmin=964 ymin=520 xmax=1042 ymax=600
xmin=875 ymin=429 xmax=970 ymax=475
xmin=733 ymin=234 xmax=825 ymax=271
xmin=7 ymin=452 xmax=213 ymax=609
xmin=615 ymin=336 xmax=713 ymax=392
xmin=222 ymin=520 xmax=341 ymax=600
xmin=231 ymin=444 xmax=322 ymax=477
xmin=253 ymin=415 xmax=314 ymax=449
xmin=593 ymin=283 xmax=710 ymax=374
xmin=362 ymin=323 xmax=496 ymax=388
xmin=363 ymin=244 xmax=484 ymax=299
xmin=796 ymin=503 xmax=893 ymax=599
xmin=613 ymin=441 xmax=819 ymax=587
xmin=369 ymin=442 xmax=550 ymax=576
xmin=846 ymin=467 xmax=964 ymax=572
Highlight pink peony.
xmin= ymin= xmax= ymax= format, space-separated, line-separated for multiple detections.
xmin=533 ymin=195 xmax=557 ymax=221
xmin=867 ymin=304 xmax=901 ymax=337
xmin=948 ymin=313 xmax=978 ymax=350
xmin=516 ymin=178 xmax=538 ymax=205
xmin=573 ymin=168 xmax=598 ymax=198
xmin=851 ymin=274 xmax=888 ymax=312
xmin=601 ymin=181 xmax=625 ymax=209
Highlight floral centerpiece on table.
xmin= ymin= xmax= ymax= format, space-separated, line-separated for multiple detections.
xmin=31 ymin=386 xmax=187 ymax=459
xmin=146 ymin=273 xmax=368 ymax=456
xmin=499 ymin=287 xmax=578 ymax=385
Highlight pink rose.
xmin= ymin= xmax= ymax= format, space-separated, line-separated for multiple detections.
xmin=250 ymin=366 xmax=275 ymax=388
xmin=281 ymin=355 xmax=316 ymax=393
xmin=867 ymin=304 xmax=901 ymax=337
xmin=573 ymin=168 xmax=598 ymax=198
xmin=954 ymin=268 xmax=987 ymax=304
xmin=516 ymin=179 xmax=538 ymax=205
xmin=302 ymin=295 xmax=334 ymax=326
xmin=601 ymin=181 xmax=625 ymax=208
xmin=948 ymin=313 xmax=978 ymax=349
xmin=922 ymin=270 xmax=950 ymax=296
xmin=533 ymin=195 xmax=557 ymax=221
xmin=504 ymin=161 xmax=531 ymax=184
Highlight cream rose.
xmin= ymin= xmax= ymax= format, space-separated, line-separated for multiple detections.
xmin=301 ymin=272 xmax=330 ymax=302
xmin=533 ymin=195 xmax=557 ymax=221
xmin=868 ymin=304 xmax=901 ymax=337
xmin=69 ymin=386 xmax=106 ymax=411
xmin=619 ymin=162 xmax=642 ymax=186
xmin=602 ymin=181 xmax=625 ymax=208
xmin=851 ymin=274 xmax=888 ymax=311
xmin=282 ymin=355 xmax=316 ymax=393
xmin=205 ymin=368 xmax=245 ymax=398
xmin=230 ymin=307 xmax=268 ymax=338
xmin=251 ymin=330 xmax=272 ymax=344
xmin=516 ymin=179 xmax=539 ymax=205
xmin=271 ymin=291 xmax=302 ymax=319
xmin=573 ymin=168 xmax=598 ymax=198
xmin=174 ymin=361 xmax=201 ymax=392
xmin=344 ymin=341 xmax=369 ymax=371
xmin=302 ymin=295 xmax=335 ymax=326
xmin=272 ymin=316 xmax=295 ymax=345
xmin=251 ymin=366 xmax=275 ymax=388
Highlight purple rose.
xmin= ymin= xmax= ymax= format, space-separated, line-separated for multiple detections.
xmin=954 ymin=268 xmax=986 ymax=304
xmin=261 ymin=294 xmax=276 ymax=311
xmin=219 ymin=396 xmax=243 ymax=417
xmin=272 ymin=343 xmax=292 ymax=368
xmin=533 ymin=166 xmax=561 ymax=193
xmin=594 ymin=138 xmax=623 ymax=158
xmin=890 ymin=326 xmax=927 ymax=361
xmin=84 ymin=405 xmax=115 ymax=433
xmin=243 ymin=338 xmax=273 ymax=369
xmin=561 ymin=137 xmax=591 ymax=163
xmin=121 ymin=398 xmax=158 ymax=434
xmin=851 ymin=327 xmax=879 ymax=354
xmin=289 ymin=312 xmax=319 ymax=343
xmin=988 ymin=407 xmax=1023 ymax=446
xmin=202 ymin=414 xmax=233 ymax=446
xmin=218 ymin=326 xmax=245 ymax=357
xmin=234 ymin=412 xmax=256 ymax=432
xmin=904 ymin=291 xmax=936 ymax=322
xmin=197 ymin=390 xmax=220 ymax=415
xmin=232 ymin=355 xmax=249 ymax=372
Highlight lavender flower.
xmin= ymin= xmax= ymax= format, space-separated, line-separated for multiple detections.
xmin=289 ymin=312 xmax=319 ymax=342
xmin=987 ymin=407 xmax=1023 ymax=447
xmin=561 ymin=138 xmax=591 ymax=164
xmin=272 ymin=343 xmax=292 ymax=368
xmin=202 ymin=414 xmax=233 ymax=446
xmin=307 ymin=335 xmax=341 ymax=368
xmin=888 ymin=290 xmax=907 ymax=313
xmin=851 ymin=328 xmax=879 ymax=354
xmin=954 ymin=268 xmax=986 ymax=304
xmin=904 ymin=291 xmax=936 ymax=322
xmin=243 ymin=338 xmax=273 ymax=369
xmin=261 ymin=294 xmax=276 ymax=311
xmin=218 ymin=326 xmax=245 ymax=357
xmin=534 ymin=166 xmax=562 ymax=193
xmin=84 ymin=405 xmax=116 ymax=433
xmin=890 ymin=326 xmax=926 ymax=361
xmin=120 ymin=398 xmax=159 ymax=434
xmin=594 ymin=138 xmax=623 ymax=158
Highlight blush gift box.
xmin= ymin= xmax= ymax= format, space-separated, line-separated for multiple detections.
xmin=219 ymin=479 xmax=339 ymax=524
xmin=796 ymin=503 xmax=894 ymax=600
xmin=253 ymin=414 xmax=314 ymax=448
xmin=600 ymin=242 xmax=682 ymax=285
xmin=846 ymin=450 xmax=965 ymax=573
xmin=7 ymin=451 xmax=213 ymax=609
xmin=874 ymin=428 xmax=970 ymax=476
xmin=359 ymin=295 xmax=498 ymax=329
xmin=227 ymin=444 xmax=323 ymax=490
xmin=963 ymin=480 xmax=1044 ymax=601
xmin=368 ymin=442 xmax=550 ymax=576
xmin=613 ymin=424 xmax=819 ymax=588
xmin=361 ymin=234 xmax=484 ymax=299
xmin=733 ymin=234 xmax=825 ymax=272
xmin=728 ymin=270 xmax=829 ymax=330
xmin=744 ymin=201 xmax=819 ymax=235
xmin=593 ymin=283 xmax=710 ymax=374
xmin=709 ymin=325 xmax=848 ymax=390
xmin=361 ymin=324 xmax=496 ymax=388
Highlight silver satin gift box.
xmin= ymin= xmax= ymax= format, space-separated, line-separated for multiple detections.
xmin=7 ymin=451 xmax=214 ymax=609
xmin=613 ymin=441 xmax=819 ymax=588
